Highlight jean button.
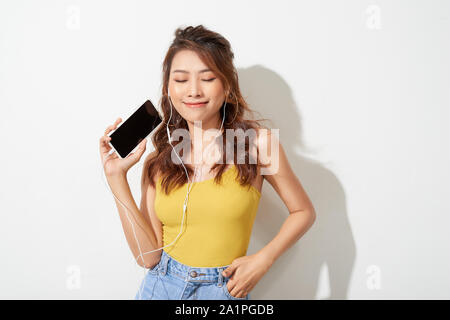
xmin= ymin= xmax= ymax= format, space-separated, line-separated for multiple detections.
xmin=190 ymin=271 xmax=198 ymax=278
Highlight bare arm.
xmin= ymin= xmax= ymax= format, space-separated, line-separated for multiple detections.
xmin=256 ymin=129 xmax=317 ymax=265
xmin=100 ymin=118 xmax=161 ymax=269
xmin=219 ymin=129 xmax=317 ymax=299
xmin=106 ymin=171 xmax=161 ymax=269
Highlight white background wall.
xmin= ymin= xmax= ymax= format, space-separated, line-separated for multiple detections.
xmin=1 ymin=0 xmax=448 ymax=299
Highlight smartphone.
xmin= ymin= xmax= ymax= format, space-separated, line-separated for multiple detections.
xmin=107 ymin=100 xmax=162 ymax=158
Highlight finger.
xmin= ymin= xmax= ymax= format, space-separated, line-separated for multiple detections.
xmin=109 ymin=152 xmax=118 ymax=160
xmin=104 ymin=127 xmax=112 ymax=135
xmin=139 ymin=139 xmax=147 ymax=149
xmin=227 ymin=281 xmax=236 ymax=293
xmin=104 ymin=118 xmax=122 ymax=135
xmin=130 ymin=139 xmax=147 ymax=158
xmin=99 ymin=135 xmax=112 ymax=155
xmin=101 ymin=148 xmax=118 ymax=165
xmin=99 ymin=135 xmax=111 ymax=152
xmin=104 ymin=124 xmax=115 ymax=136
xmin=232 ymin=288 xmax=245 ymax=299
xmin=224 ymin=267 xmax=236 ymax=277
xmin=229 ymin=286 xmax=242 ymax=298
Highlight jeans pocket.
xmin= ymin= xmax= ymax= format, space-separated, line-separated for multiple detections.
xmin=222 ymin=280 xmax=248 ymax=300
xmin=135 ymin=270 xmax=159 ymax=300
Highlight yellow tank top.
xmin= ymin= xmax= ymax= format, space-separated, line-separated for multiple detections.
xmin=155 ymin=164 xmax=262 ymax=267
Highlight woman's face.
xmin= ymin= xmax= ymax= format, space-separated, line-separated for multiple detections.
xmin=168 ymin=49 xmax=226 ymax=128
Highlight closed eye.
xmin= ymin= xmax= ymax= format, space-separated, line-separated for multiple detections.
xmin=175 ymin=78 xmax=216 ymax=83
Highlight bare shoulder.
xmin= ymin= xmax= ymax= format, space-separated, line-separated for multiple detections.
xmin=244 ymin=127 xmax=271 ymax=192
xmin=255 ymin=127 xmax=316 ymax=215
xmin=255 ymin=126 xmax=288 ymax=183
xmin=255 ymin=127 xmax=279 ymax=177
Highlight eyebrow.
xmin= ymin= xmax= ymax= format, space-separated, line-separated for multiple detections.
xmin=172 ymin=68 xmax=212 ymax=74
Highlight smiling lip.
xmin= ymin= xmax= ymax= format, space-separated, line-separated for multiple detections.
xmin=184 ymin=101 xmax=208 ymax=107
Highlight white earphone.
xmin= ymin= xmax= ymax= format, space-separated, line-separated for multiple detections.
xmin=101 ymin=90 xmax=227 ymax=299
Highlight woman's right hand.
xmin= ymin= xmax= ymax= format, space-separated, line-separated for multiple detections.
xmin=99 ymin=117 xmax=147 ymax=177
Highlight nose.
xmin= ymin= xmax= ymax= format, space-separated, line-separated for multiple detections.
xmin=188 ymin=80 xmax=203 ymax=97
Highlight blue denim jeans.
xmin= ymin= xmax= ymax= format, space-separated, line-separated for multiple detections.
xmin=134 ymin=249 xmax=250 ymax=300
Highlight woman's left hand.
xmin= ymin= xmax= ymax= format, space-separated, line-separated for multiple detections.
xmin=222 ymin=252 xmax=273 ymax=298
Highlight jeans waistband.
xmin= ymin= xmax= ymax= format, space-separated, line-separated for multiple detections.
xmin=158 ymin=250 xmax=232 ymax=286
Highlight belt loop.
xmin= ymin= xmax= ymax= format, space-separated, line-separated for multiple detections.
xmin=217 ymin=267 xmax=224 ymax=287
xmin=160 ymin=250 xmax=168 ymax=276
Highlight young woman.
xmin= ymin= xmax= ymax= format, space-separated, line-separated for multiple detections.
xmin=99 ymin=25 xmax=316 ymax=300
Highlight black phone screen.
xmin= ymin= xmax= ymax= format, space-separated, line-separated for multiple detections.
xmin=108 ymin=100 xmax=162 ymax=158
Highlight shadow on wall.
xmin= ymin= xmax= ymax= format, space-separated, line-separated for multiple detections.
xmin=239 ymin=65 xmax=357 ymax=300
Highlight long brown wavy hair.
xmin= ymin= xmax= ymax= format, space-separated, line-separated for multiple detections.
xmin=146 ymin=25 xmax=270 ymax=195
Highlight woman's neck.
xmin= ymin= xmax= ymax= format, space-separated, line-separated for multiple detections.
xmin=185 ymin=114 xmax=224 ymax=166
